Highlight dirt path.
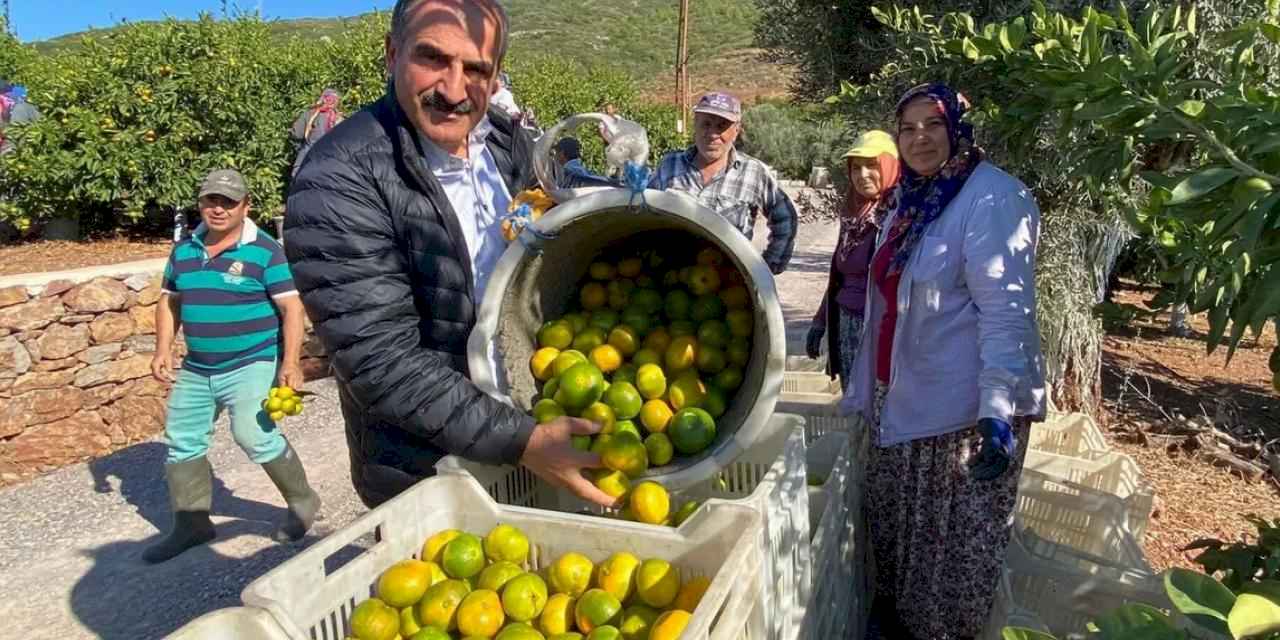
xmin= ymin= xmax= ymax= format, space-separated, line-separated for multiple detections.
xmin=0 ymin=217 xmax=839 ymax=639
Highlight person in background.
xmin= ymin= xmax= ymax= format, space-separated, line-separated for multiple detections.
xmin=0 ymin=82 xmax=13 ymax=155
xmin=841 ymin=83 xmax=1046 ymax=640
xmin=490 ymin=71 xmax=521 ymax=119
xmin=806 ymin=130 xmax=899 ymax=389
xmin=289 ymin=88 xmax=344 ymax=177
xmin=285 ymin=0 xmax=616 ymax=509
xmin=6 ymin=85 xmax=40 ymax=125
xmin=147 ymin=168 xmax=320 ymax=564
xmin=649 ymin=91 xmax=798 ymax=274
xmin=554 ymin=136 xmax=610 ymax=188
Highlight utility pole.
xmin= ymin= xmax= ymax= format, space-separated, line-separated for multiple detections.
xmin=3 ymin=0 xmax=11 ymax=35
xmin=675 ymin=0 xmax=690 ymax=135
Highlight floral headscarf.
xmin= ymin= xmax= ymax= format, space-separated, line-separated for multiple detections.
xmin=884 ymin=83 xmax=985 ymax=276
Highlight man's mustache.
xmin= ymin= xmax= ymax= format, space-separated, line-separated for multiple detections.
xmin=422 ymin=91 xmax=475 ymax=115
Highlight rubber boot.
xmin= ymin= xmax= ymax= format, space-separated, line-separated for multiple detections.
xmin=143 ymin=457 xmax=216 ymax=564
xmin=262 ymin=442 xmax=321 ymax=541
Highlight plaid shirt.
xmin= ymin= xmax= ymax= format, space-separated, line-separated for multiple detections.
xmin=650 ymin=146 xmax=798 ymax=273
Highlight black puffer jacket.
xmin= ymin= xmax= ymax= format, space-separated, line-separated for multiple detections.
xmin=285 ymin=92 xmax=538 ymax=508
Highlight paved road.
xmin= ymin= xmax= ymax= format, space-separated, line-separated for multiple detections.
xmin=0 ymin=217 xmax=837 ymax=639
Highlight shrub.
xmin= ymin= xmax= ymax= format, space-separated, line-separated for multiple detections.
xmin=738 ymin=102 xmax=852 ymax=182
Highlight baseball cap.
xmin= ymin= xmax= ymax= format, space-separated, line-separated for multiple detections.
xmin=843 ymin=130 xmax=899 ymax=160
xmin=693 ymin=92 xmax=742 ymax=122
xmin=198 ymin=169 xmax=249 ymax=202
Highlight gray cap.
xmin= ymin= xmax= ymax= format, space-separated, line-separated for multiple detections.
xmin=693 ymin=91 xmax=742 ymax=122
xmin=198 ymin=169 xmax=249 ymax=201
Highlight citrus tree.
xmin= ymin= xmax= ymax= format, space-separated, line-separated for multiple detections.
xmin=0 ymin=19 xmax=37 ymax=82
xmin=861 ymin=1 xmax=1280 ymax=392
xmin=0 ymin=13 xmax=683 ymax=235
xmin=0 ymin=15 xmax=334 ymax=230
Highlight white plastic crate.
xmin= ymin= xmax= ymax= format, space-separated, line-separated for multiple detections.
xmin=1004 ymin=531 xmax=1168 ymax=637
xmin=982 ymin=570 xmax=1051 ymax=640
xmin=805 ymin=431 xmax=846 ymax=534
xmin=167 ymin=607 xmax=288 ymax=640
xmin=775 ymin=390 xmax=854 ymax=445
xmin=1028 ymin=412 xmax=1110 ymax=460
xmin=1016 ymin=467 xmax=1152 ymax=572
xmin=1025 ymin=449 xmax=1155 ymax=538
xmin=786 ymin=404 xmax=869 ymax=640
xmin=801 ymin=431 xmax=858 ymax=640
xmin=439 ymin=414 xmax=812 ymax=640
xmin=240 ymin=472 xmax=763 ymax=640
xmin=782 ymin=371 xmax=841 ymax=396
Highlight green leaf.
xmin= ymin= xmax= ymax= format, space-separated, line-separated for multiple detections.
xmin=1247 ymin=133 xmax=1280 ymax=159
xmin=1164 ymin=568 xmax=1236 ymax=636
xmin=1007 ymin=17 xmax=1028 ymax=50
xmin=1261 ymin=23 xmax=1280 ymax=46
xmin=1140 ymin=2 xmax=1160 ymax=43
xmin=1186 ymin=4 xmax=1197 ymax=36
xmin=1083 ymin=10 xmax=1101 ymax=65
xmin=1176 ymin=100 xmax=1205 ymax=118
xmin=1243 ymin=264 xmax=1280 ymax=337
xmin=1002 ymin=628 xmax=1056 ymax=640
xmin=962 ymin=37 xmax=980 ymax=61
xmin=1228 ymin=591 xmax=1280 ymax=639
xmin=1075 ymin=96 xmax=1133 ymax=121
xmin=1167 ymin=168 xmax=1239 ymax=205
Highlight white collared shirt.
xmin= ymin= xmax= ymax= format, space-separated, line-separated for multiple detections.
xmin=421 ymin=117 xmax=513 ymax=305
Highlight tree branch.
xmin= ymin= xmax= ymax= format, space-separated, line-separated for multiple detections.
xmin=1161 ymin=106 xmax=1280 ymax=187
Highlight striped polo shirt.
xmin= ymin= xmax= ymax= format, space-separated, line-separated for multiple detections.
xmin=161 ymin=218 xmax=297 ymax=374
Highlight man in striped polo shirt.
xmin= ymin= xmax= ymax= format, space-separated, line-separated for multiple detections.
xmin=145 ymin=169 xmax=320 ymax=564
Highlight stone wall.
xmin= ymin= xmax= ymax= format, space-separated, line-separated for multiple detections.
xmin=0 ymin=271 xmax=329 ymax=485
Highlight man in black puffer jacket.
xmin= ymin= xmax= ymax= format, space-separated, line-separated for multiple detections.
xmin=284 ymin=0 xmax=615 ymax=509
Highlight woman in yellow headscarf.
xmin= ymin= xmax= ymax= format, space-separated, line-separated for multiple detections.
xmin=806 ymin=130 xmax=900 ymax=388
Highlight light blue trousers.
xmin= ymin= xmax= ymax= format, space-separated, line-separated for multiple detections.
xmin=164 ymin=360 xmax=286 ymax=464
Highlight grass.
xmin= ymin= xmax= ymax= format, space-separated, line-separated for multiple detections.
xmin=30 ymin=0 xmax=784 ymax=98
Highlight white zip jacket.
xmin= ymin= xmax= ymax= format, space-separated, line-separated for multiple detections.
xmin=839 ymin=161 xmax=1047 ymax=445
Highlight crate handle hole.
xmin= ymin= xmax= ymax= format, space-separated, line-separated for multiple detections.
xmin=323 ymin=524 xmax=384 ymax=577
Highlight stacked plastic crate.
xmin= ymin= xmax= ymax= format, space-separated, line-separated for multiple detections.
xmin=991 ymin=412 xmax=1167 ymax=638
xmin=776 ymin=371 xmax=868 ymax=640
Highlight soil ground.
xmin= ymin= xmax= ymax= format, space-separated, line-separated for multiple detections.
xmin=1100 ymin=283 xmax=1280 ymax=571
xmin=0 ymin=236 xmax=173 ymax=276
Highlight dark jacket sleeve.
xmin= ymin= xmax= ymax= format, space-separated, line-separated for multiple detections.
xmin=284 ymin=148 xmax=535 ymax=466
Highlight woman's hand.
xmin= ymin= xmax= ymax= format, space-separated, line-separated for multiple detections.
xmin=970 ymin=418 xmax=1016 ymax=481
xmin=805 ymin=324 xmax=825 ymax=359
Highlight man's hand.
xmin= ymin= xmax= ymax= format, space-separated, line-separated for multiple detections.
xmin=520 ymin=416 xmax=617 ymax=508
xmin=277 ymin=361 xmax=306 ymax=390
xmin=151 ymin=352 xmax=175 ymax=383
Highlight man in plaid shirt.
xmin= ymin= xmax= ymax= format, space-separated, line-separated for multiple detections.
xmin=650 ymin=91 xmax=798 ymax=274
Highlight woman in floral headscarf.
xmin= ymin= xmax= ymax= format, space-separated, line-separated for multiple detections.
xmin=290 ymin=88 xmax=344 ymax=176
xmin=842 ymin=84 xmax=1046 ymax=639
xmin=806 ymin=130 xmax=900 ymax=388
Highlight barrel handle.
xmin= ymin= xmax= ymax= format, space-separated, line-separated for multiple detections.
xmin=532 ymin=112 xmax=651 ymax=204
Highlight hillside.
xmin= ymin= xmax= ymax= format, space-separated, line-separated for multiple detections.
xmin=32 ymin=0 xmax=792 ymax=101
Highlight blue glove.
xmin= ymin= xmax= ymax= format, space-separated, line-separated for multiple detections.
xmin=805 ymin=325 xmax=825 ymax=359
xmin=970 ymin=418 xmax=1016 ymax=481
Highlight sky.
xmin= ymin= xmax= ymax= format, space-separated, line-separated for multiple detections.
xmin=10 ymin=1 xmax=398 ymax=42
